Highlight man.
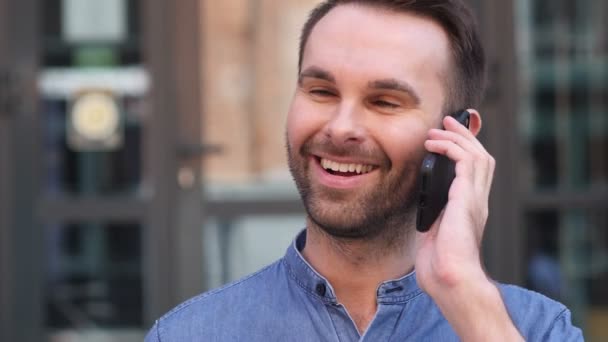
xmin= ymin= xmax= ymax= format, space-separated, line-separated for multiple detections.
xmin=146 ymin=0 xmax=583 ymax=340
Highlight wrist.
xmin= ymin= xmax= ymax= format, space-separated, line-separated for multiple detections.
xmin=428 ymin=277 xmax=524 ymax=342
xmin=421 ymin=258 xmax=488 ymax=297
xmin=426 ymin=268 xmax=492 ymax=308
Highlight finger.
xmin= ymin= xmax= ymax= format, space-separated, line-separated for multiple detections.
xmin=426 ymin=138 xmax=492 ymax=195
xmin=424 ymin=139 xmax=468 ymax=164
xmin=428 ymin=125 xmax=495 ymax=191
xmin=485 ymin=155 xmax=496 ymax=195
xmin=423 ymin=209 xmax=445 ymax=239
xmin=428 ymin=128 xmax=484 ymax=156
xmin=442 ymin=116 xmax=485 ymax=150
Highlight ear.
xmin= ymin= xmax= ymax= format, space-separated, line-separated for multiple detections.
xmin=466 ymin=108 xmax=482 ymax=136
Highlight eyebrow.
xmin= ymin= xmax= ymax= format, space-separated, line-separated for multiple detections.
xmin=298 ymin=66 xmax=336 ymax=85
xmin=368 ymin=79 xmax=421 ymax=105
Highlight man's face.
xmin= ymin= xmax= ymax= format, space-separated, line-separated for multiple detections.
xmin=287 ymin=5 xmax=451 ymax=239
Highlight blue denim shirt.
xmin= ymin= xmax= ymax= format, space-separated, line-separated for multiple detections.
xmin=146 ymin=231 xmax=583 ymax=341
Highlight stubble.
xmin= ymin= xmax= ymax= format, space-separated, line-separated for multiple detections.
xmin=287 ymin=134 xmax=422 ymax=251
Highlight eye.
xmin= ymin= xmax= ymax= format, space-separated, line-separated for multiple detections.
xmin=309 ymin=88 xmax=336 ymax=97
xmin=372 ymin=99 xmax=400 ymax=109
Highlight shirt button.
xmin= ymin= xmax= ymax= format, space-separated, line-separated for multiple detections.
xmin=315 ymin=283 xmax=326 ymax=296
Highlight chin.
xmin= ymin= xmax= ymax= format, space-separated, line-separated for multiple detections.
xmin=314 ymin=221 xmax=380 ymax=240
xmin=305 ymin=193 xmax=412 ymax=241
xmin=308 ymin=208 xmax=377 ymax=239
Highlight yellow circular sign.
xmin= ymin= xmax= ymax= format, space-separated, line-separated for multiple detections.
xmin=72 ymin=92 xmax=120 ymax=141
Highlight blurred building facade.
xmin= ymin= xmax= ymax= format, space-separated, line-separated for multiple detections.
xmin=0 ymin=0 xmax=606 ymax=341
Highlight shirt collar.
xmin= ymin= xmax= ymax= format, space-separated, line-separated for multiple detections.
xmin=284 ymin=229 xmax=423 ymax=305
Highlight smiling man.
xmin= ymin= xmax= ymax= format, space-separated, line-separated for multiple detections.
xmin=146 ymin=1 xmax=583 ymax=341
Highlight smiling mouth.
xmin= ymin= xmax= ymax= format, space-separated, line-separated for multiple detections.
xmin=318 ymin=157 xmax=377 ymax=176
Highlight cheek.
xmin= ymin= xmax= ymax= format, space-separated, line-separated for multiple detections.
xmin=286 ymin=96 xmax=326 ymax=149
xmin=286 ymin=105 xmax=306 ymax=150
xmin=375 ymin=116 xmax=432 ymax=168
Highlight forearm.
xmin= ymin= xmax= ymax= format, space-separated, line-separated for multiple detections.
xmin=429 ymin=274 xmax=524 ymax=342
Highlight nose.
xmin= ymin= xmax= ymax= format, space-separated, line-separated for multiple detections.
xmin=323 ymin=102 xmax=366 ymax=146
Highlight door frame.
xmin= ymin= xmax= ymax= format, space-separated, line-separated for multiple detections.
xmin=473 ymin=0 xmax=524 ymax=285
xmin=142 ymin=0 xmax=206 ymax=322
xmin=0 ymin=0 xmax=42 ymax=340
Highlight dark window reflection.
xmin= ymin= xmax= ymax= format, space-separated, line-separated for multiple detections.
xmin=526 ymin=0 xmax=607 ymax=190
xmin=525 ymin=211 xmax=562 ymax=300
xmin=45 ymin=222 xmax=143 ymax=329
xmin=530 ymin=137 xmax=558 ymax=189
xmin=525 ymin=209 xmax=608 ymax=333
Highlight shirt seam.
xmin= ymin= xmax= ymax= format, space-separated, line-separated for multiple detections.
xmin=500 ymin=284 xmax=572 ymax=340
xmin=323 ymin=301 xmax=347 ymax=342
xmin=540 ymin=307 xmax=570 ymax=341
xmin=157 ymin=260 xmax=280 ymax=323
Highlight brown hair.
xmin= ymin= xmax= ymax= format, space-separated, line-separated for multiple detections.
xmin=298 ymin=0 xmax=486 ymax=113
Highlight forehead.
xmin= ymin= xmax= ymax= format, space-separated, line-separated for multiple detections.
xmin=302 ymin=4 xmax=451 ymax=84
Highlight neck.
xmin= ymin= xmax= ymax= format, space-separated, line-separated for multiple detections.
xmin=301 ymin=220 xmax=416 ymax=333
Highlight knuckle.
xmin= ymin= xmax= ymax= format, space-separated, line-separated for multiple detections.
xmin=472 ymin=152 xmax=485 ymax=163
xmin=488 ymin=157 xmax=496 ymax=173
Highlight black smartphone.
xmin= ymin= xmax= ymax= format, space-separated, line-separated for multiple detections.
xmin=416 ymin=109 xmax=470 ymax=232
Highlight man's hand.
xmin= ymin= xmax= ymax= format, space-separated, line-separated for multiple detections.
xmin=414 ymin=111 xmax=523 ymax=341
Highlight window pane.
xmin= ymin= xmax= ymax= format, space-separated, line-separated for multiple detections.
xmin=203 ymin=212 xmax=305 ymax=290
xmin=45 ymin=222 xmax=144 ymax=340
xmin=517 ymin=0 xmax=608 ymax=191
xmin=525 ymin=209 xmax=608 ymax=340
xmin=39 ymin=0 xmax=148 ymax=197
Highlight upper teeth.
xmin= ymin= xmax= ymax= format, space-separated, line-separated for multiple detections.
xmin=320 ymin=158 xmax=374 ymax=174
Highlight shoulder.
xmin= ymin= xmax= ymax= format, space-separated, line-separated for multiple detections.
xmin=164 ymin=260 xmax=283 ymax=317
xmin=498 ymin=284 xmax=583 ymax=341
xmin=499 ymin=283 xmax=566 ymax=316
xmin=148 ymin=259 xmax=290 ymax=341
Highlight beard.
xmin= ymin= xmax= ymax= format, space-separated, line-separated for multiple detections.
xmin=287 ymin=134 xmax=422 ymax=244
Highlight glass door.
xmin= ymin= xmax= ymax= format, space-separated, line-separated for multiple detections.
xmin=38 ymin=1 xmax=149 ymax=339
xmin=39 ymin=1 xmax=143 ymax=338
